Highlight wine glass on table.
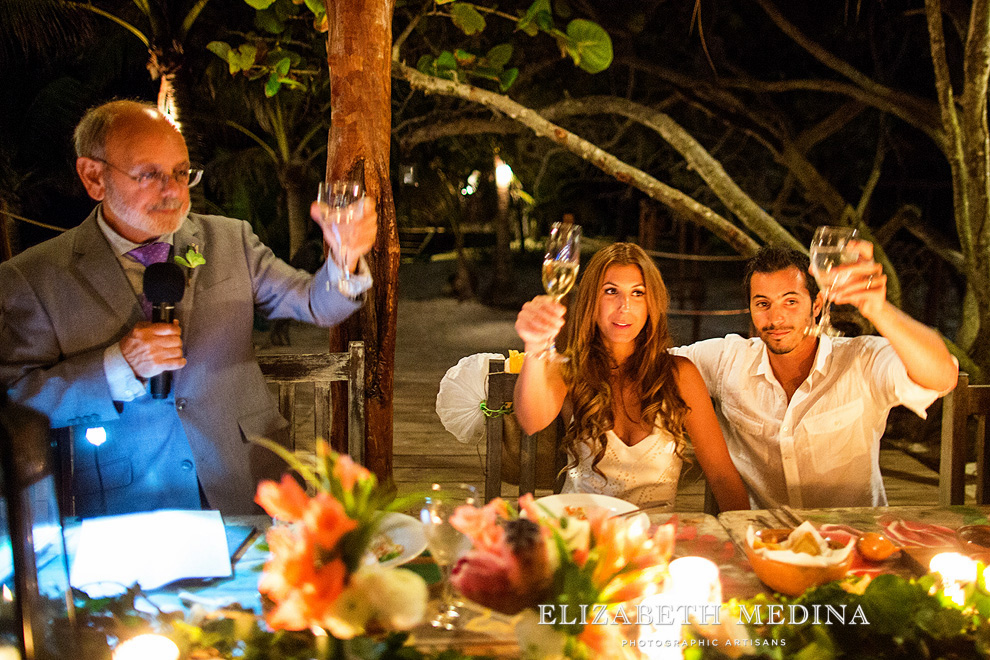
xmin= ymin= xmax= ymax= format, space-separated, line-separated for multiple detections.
xmin=807 ymin=225 xmax=858 ymax=337
xmin=420 ymin=483 xmax=478 ymax=630
xmin=316 ymin=172 xmax=367 ymax=297
xmin=539 ymin=222 xmax=581 ymax=360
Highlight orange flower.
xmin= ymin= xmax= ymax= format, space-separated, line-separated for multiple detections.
xmin=259 ymin=527 xmax=316 ymax=600
xmin=255 ymin=475 xmax=309 ymax=522
xmin=333 ymin=455 xmax=372 ymax=491
xmin=304 ymin=492 xmax=358 ymax=550
xmin=264 ymin=589 xmax=311 ymax=630
xmin=300 ymin=558 xmax=348 ymax=620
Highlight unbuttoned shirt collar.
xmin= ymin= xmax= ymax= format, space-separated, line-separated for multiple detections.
xmin=755 ymin=334 xmax=832 ymax=386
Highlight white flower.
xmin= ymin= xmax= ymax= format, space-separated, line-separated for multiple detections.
xmin=515 ymin=609 xmax=566 ymax=660
xmin=321 ymin=581 xmax=374 ymax=639
xmin=359 ymin=565 xmax=429 ymax=630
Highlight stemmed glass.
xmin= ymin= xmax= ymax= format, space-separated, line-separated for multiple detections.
xmin=316 ymin=176 xmax=367 ymax=297
xmin=419 ymin=483 xmax=478 ymax=630
xmin=539 ymin=222 xmax=581 ymax=360
xmin=807 ymin=225 xmax=858 ymax=337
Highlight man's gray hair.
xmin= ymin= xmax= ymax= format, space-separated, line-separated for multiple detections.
xmin=73 ymin=100 xmax=158 ymax=159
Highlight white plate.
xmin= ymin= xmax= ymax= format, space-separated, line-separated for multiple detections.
xmin=534 ymin=493 xmax=639 ymax=519
xmin=368 ymin=512 xmax=428 ymax=568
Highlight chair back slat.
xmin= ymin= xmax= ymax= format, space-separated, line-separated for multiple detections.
xmin=259 ymin=342 xmax=365 ymax=463
xmin=940 ymin=372 xmax=990 ymax=505
xmin=346 ymin=342 xmax=366 ymax=465
xmin=484 ymin=359 xmax=510 ymax=502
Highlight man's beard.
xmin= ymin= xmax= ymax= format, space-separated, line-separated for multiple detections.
xmin=760 ymin=317 xmax=814 ymax=355
xmin=104 ymin=183 xmax=188 ymax=238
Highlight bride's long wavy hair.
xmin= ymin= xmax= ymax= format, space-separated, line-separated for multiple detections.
xmin=560 ymin=243 xmax=689 ymax=476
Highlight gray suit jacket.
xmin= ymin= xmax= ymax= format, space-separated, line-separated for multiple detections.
xmin=0 ymin=208 xmax=361 ymax=514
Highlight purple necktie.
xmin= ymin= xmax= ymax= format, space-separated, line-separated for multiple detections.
xmin=127 ymin=242 xmax=171 ymax=318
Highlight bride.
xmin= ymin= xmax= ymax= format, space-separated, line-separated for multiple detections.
xmin=514 ymin=242 xmax=749 ymax=512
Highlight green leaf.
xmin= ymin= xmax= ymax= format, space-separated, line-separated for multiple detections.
xmin=274 ymin=56 xmax=291 ymax=77
xmin=416 ymin=54 xmax=435 ymax=74
xmin=565 ymin=19 xmax=612 ymax=74
xmin=265 ymin=72 xmax=282 ymax=97
xmin=486 ymin=43 xmax=513 ymax=68
xmin=499 ymin=67 xmax=519 ymax=91
xmin=472 ymin=66 xmax=501 ymax=81
xmin=186 ymin=251 xmax=206 ymax=267
xmin=453 ymin=48 xmax=476 ymax=66
xmin=206 ymin=41 xmax=231 ymax=61
xmin=450 ymin=2 xmax=485 ymax=35
xmin=244 ymin=0 xmax=276 ymax=9
xmin=251 ymin=437 xmax=320 ymax=490
xmin=302 ymin=0 xmax=323 ymax=18
xmin=255 ymin=8 xmax=284 ymax=34
xmin=518 ymin=0 xmax=551 ymax=36
xmin=436 ymin=50 xmax=458 ymax=71
xmin=173 ymin=255 xmax=191 ymax=268
xmin=230 ymin=43 xmax=258 ymax=74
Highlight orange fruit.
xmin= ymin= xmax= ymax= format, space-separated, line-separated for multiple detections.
xmin=857 ymin=533 xmax=897 ymax=561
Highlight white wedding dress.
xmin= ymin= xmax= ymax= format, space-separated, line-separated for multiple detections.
xmin=560 ymin=426 xmax=682 ymax=511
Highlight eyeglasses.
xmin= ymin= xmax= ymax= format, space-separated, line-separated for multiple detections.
xmin=93 ymin=157 xmax=204 ymax=189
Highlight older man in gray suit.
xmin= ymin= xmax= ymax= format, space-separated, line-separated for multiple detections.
xmin=0 ymin=100 xmax=377 ymax=516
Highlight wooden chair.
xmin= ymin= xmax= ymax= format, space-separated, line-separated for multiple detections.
xmin=257 ymin=340 xmax=365 ymax=464
xmin=484 ymin=357 xmax=566 ymax=502
xmin=940 ymin=371 xmax=990 ymax=505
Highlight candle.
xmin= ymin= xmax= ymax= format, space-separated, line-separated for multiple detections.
xmin=666 ymin=556 xmax=722 ymax=605
xmin=112 ymin=634 xmax=179 ymax=660
xmin=638 ymin=558 xmax=724 ymax=659
xmin=930 ymin=552 xmax=977 ymax=607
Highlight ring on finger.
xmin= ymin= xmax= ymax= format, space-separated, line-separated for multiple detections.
xmin=866 ymin=275 xmax=874 ymax=290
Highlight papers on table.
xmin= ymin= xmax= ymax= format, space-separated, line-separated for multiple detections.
xmin=70 ymin=509 xmax=233 ymax=598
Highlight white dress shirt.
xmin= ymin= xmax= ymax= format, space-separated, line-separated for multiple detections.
xmin=670 ymin=334 xmax=943 ymax=509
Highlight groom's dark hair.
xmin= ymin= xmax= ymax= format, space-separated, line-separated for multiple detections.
xmin=743 ymin=245 xmax=819 ymax=301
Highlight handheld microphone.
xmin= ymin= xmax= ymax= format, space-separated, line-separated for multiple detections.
xmin=143 ymin=262 xmax=186 ymax=399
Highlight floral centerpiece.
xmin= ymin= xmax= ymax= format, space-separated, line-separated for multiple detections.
xmin=253 ymin=439 xmax=429 ymax=643
xmin=449 ymin=494 xmax=675 ymax=659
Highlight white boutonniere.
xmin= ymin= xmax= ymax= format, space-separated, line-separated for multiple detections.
xmin=174 ymin=244 xmax=206 ymax=269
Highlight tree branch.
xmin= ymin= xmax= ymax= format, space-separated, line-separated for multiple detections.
xmin=393 ymin=62 xmax=761 ymax=255
xmin=547 ymin=96 xmax=803 ymax=251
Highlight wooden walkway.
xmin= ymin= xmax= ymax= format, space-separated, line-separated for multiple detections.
xmin=258 ymin=298 xmax=945 ymax=511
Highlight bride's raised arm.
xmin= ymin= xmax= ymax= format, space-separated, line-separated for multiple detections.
xmin=513 ymin=295 xmax=569 ymax=434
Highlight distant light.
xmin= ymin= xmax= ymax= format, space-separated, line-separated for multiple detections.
xmin=86 ymin=427 xmax=107 ymax=447
xmin=113 ymin=634 xmax=179 ymax=660
xmin=2 ymin=585 xmax=11 ymax=602
xmin=495 ymin=161 xmax=513 ymax=189
xmin=463 ymin=170 xmax=480 ymax=195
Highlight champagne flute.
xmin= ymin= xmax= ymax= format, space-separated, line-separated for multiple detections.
xmin=316 ymin=174 xmax=366 ymax=297
xmin=539 ymin=222 xmax=581 ymax=360
xmin=419 ymin=483 xmax=478 ymax=630
xmin=808 ymin=225 xmax=858 ymax=337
